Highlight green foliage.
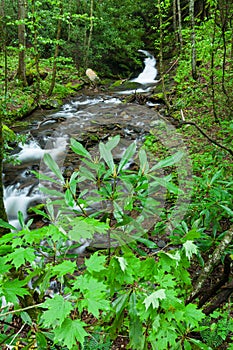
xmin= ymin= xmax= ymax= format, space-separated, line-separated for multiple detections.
xmin=201 ymin=309 xmax=233 ymax=348
xmin=0 ymin=137 xmax=211 ymax=349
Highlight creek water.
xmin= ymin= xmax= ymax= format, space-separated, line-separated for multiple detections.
xmin=3 ymin=50 xmax=161 ymax=230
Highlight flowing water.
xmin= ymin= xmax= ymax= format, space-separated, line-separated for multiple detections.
xmin=3 ymin=50 xmax=161 ymax=230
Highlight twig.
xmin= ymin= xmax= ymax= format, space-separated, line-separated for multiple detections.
xmin=8 ymin=323 xmax=26 ymax=347
xmin=156 ymin=58 xmax=179 ymax=84
xmin=0 ymin=302 xmax=43 ymax=318
xmin=180 ymin=120 xmax=233 ymax=156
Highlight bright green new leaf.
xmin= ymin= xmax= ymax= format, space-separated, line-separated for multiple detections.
xmin=116 ymin=256 xmax=128 ymax=272
xmin=54 ymin=318 xmax=88 ymax=348
xmin=150 ymin=151 xmax=184 ymax=171
xmin=40 ymin=294 xmax=73 ymax=328
xmin=85 ymin=252 xmax=106 ymax=272
xmin=68 ymin=217 xmax=109 ymax=241
xmin=0 ymin=219 xmax=16 ymax=230
xmin=184 ymin=303 xmax=205 ymax=328
xmin=70 ymin=138 xmax=92 ymax=159
xmin=1 ymin=279 xmax=29 ymax=305
xmin=183 ymin=241 xmax=198 ymax=260
xmin=0 ymin=257 xmax=12 ymax=274
xmin=6 ymin=247 xmax=35 ymax=269
xmin=51 ymin=260 xmax=77 ymax=277
xmin=143 ymin=289 xmax=166 ymax=311
xmin=43 ymin=153 xmax=65 ymax=183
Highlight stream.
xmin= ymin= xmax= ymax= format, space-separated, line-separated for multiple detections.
xmin=3 ymin=50 xmax=191 ymax=240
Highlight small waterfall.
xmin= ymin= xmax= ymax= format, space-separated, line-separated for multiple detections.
xmin=131 ymin=50 xmax=158 ymax=84
xmin=3 ymin=136 xmax=67 ymax=229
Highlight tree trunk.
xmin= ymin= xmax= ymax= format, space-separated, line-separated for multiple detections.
xmin=17 ymin=0 xmax=27 ymax=86
xmin=47 ymin=2 xmax=63 ymax=97
xmin=176 ymin=0 xmax=183 ymax=50
xmin=158 ymin=0 xmax=171 ymax=110
xmin=189 ymin=0 xmax=197 ymax=80
xmin=84 ymin=0 xmax=94 ymax=68
xmin=31 ymin=0 xmax=40 ymax=104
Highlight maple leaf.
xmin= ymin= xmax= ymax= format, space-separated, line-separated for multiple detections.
xmin=85 ymin=252 xmax=106 ymax=273
xmin=116 ymin=256 xmax=128 ymax=272
xmin=40 ymin=294 xmax=73 ymax=328
xmin=143 ymin=289 xmax=166 ymax=311
xmin=2 ymin=279 xmax=29 ymax=305
xmin=51 ymin=260 xmax=76 ymax=277
xmin=183 ymin=240 xmax=198 ymax=260
xmin=6 ymin=247 xmax=35 ymax=269
xmin=54 ymin=318 xmax=88 ymax=348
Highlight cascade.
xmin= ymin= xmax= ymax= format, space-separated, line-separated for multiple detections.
xmin=2 ymin=51 xmax=159 ymax=230
xmin=131 ymin=49 xmax=158 ymax=84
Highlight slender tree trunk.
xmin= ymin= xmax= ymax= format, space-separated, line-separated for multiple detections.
xmin=84 ymin=0 xmax=94 ymax=67
xmin=158 ymin=0 xmax=171 ymax=110
xmin=0 ymin=0 xmax=7 ymax=97
xmin=47 ymin=2 xmax=63 ymax=97
xmin=31 ymin=0 xmax=40 ymax=104
xmin=17 ymin=0 xmax=27 ymax=86
xmin=189 ymin=0 xmax=197 ymax=80
xmin=210 ymin=9 xmax=220 ymax=123
xmin=176 ymin=0 xmax=183 ymax=50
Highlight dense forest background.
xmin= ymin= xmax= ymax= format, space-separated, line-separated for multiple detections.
xmin=0 ymin=0 xmax=233 ymax=349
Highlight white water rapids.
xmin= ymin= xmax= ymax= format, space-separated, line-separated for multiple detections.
xmin=3 ymin=50 xmax=159 ymax=230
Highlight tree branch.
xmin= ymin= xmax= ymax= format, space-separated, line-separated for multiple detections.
xmin=180 ymin=120 xmax=233 ymax=157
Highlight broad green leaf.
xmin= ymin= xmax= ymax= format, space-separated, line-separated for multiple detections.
xmin=85 ymin=252 xmax=106 ymax=272
xmin=33 ymin=171 xmax=62 ymax=185
xmin=150 ymin=151 xmax=184 ymax=171
xmin=112 ymin=293 xmax=129 ymax=315
xmin=105 ymin=135 xmax=120 ymax=151
xmin=65 ymin=188 xmax=75 ymax=207
xmin=36 ymin=332 xmax=48 ymax=350
xmin=40 ymin=295 xmax=73 ymax=328
xmin=143 ymin=289 xmax=166 ymax=311
xmin=117 ymin=142 xmax=136 ymax=173
xmin=116 ymin=256 xmax=128 ymax=272
xmin=129 ymin=315 xmax=145 ymax=350
xmin=68 ymin=217 xmax=109 ymax=241
xmin=1 ymin=279 xmax=29 ymax=305
xmin=136 ymin=237 xmax=158 ymax=249
xmin=149 ymin=175 xmax=183 ymax=194
xmin=0 ymin=257 xmax=12 ymax=273
xmin=43 ymin=153 xmax=64 ymax=183
xmin=70 ymin=138 xmax=92 ymax=159
xmin=183 ymin=241 xmax=198 ymax=260
xmin=184 ymin=303 xmax=205 ymax=328
xmin=220 ymin=204 xmax=233 ymax=217
xmin=39 ymin=186 xmax=65 ymax=197
xmin=81 ymin=297 xmax=110 ymax=318
xmin=138 ymin=148 xmax=149 ymax=175
xmin=73 ymin=275 xmax=109 ymax=316
xmin=51 ymin=260 xmax=77 ymax=277
xmin=54 ymin=318 xmax=88 ymax=348
xmin=99 ymin=141 xmax=115 ymax=173
xmin=0 ymin=219 xmax=16 ymax=230
xmin=6 ymin=247 xmax=35 ymax=269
